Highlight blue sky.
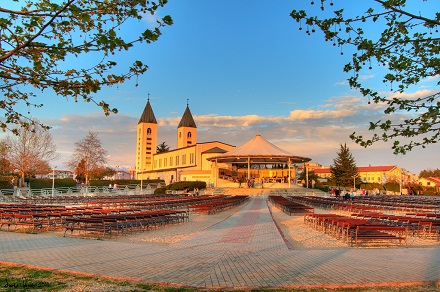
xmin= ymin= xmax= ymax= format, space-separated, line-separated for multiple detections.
xmin=3 ymin=0 xmax=440 ymax=174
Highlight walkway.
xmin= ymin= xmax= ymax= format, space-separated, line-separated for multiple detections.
xmin=0 ymin=197 xmax=439 ymax=289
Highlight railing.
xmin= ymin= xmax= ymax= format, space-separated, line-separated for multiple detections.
xmin=0 ymin=183 xmax=159 ymax=203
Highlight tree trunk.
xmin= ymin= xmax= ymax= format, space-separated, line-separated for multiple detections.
xmin=20 ymin=171 xmax=25 ymax=188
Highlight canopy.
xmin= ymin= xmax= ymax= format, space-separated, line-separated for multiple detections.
xmin=207 ymin=134 xmax=311 ymax=187
xmin=207 ymin=134 xmax=311 ymax=164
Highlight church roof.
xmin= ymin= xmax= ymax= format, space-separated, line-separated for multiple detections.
xmin=138 ymin=100 xmax=157 ymax=124
xmin=203 ymin=147 xmax=228 ymax=154
xmin=178 ymin=105 xmax=197 ymax=128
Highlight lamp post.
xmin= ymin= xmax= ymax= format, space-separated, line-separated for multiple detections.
xmin=140 ymin=170 xmax=143 ymax=194
xmin=352 ymin=174 xmax=359 ymax=190
xmin=52 ymin=166 xmax=57 ymax=197
xmin=305 ymin=162 xmax=309 ymax=189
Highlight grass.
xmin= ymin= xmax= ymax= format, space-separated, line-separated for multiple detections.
xmin=0 ymin=264 xmax=439 ymax=292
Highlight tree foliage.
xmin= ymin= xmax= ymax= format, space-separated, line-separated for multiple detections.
xmin=290 ymin=1 xmax=440 ymax=154
xmin=298 ymin=169 xmax=318 ymax=184
xmin=156 ymin=141 xmax=169 ymax=153
xmin=0 ymin=0 xmax=172 ymax=132
xmin=330 ymin=143 xmax=359 ymax=187
xmin=90 ymin=166 xmax=116 ymax=180
xmin=4 ymin=120 xmax=57 ymax=186
xmin=68 ymin=132 xmax=107 ymax=185
xmin=0 ymin=140 xmax=11 ymax=175
xmin=419 ymin=168 xmax=440 ymax=178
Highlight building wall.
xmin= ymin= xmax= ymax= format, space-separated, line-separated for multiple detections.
xmin=142 ymin=142 xmax=235 ymax=185
xmin=177 ymin=126 xmax=197 ymax=149
xmin=136 ymin=122 xmax=157 ymax=173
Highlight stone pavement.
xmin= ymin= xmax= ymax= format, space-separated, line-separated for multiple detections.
xmin=0 ymin=197 xmax=440 ymax=289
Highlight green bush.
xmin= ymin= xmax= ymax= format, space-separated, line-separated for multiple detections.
xmin=166 ymin=181 xmax=206 ymax=191
xmin=383 ymin=182 xmax=400 ymax=193
xmin=154 ymin=187 xmax=167 ymax=194
xmin=28 ymin=179 xmax=77 ymax=189
xmin=89 ymin=179 xmax=164 ymax=187
xmin=0 ymin=176 xmax=16 ymax=189
xmin=359 ymin=183 xmax=386 ymax=191
xmin=0 ymin=180 xmax=13 ymax=189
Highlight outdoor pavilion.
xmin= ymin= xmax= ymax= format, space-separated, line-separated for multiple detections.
xmin=207 ymin=134 xmax=311 ymax=188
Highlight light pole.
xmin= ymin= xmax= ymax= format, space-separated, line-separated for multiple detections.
xmin=52 ymin=166 xmax=57 ymax=197
xmin=352 ymin=174 xmax=359 ymax=190
xmin=305 ymin=162 xmax=309 ymax=188
xmin=140 ymin=170 xmax=143 ymax=194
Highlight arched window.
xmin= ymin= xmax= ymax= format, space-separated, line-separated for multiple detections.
xmin=147 ymin=128 xmax=152 ymax=135
xmin=187 ymin=132 xmax=192 ymax=138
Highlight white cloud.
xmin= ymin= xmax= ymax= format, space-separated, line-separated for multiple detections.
xmin=38 ymin=91 xmax=440 ymax=175
xmin=389 ymin=89 xmax=436 ymax=100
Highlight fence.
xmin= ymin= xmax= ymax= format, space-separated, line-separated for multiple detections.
xmin=0 ymin=183 xmax=161 ymax=203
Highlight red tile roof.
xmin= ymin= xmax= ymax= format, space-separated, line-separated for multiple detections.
xmin=311 ymin=165 xmax=398 ymax=174
xmin=421 ymin=177 xmax=440 ymax=187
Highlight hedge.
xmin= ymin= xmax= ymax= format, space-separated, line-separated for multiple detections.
xmin=154 ymin=181 xmax=207 ymax=195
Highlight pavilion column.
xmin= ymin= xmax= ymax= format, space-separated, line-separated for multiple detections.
xmin=288 ymin=158 xmax=291 ymax=188
xmin=247 ymin=157 xmax=250 ymax=180
xmin=215 ymin=159 xmax=218 ymax=188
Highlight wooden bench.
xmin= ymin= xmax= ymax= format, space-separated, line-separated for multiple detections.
xmin=11 ymin=214 xmax=43 ymax=233
xmin=63 ymin=217 xmax=115 ymax=238
xmin=0 ymin=213 xmax=14 ymax=231
xmin=351 ymin=226 xmax=408 ymax=248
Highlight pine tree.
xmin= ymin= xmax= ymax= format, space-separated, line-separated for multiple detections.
xmin=330 ymin=144 xmax=359 ymax=188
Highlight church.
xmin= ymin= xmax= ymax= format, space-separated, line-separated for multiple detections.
xmin=135 ymin=100 xmax=235 ymax=185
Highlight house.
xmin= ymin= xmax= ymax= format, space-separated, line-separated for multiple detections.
xmin=41 ymin=170 xmax=74 ymax=179
xmin=312 ymin=165 xmax=406 ymax=184
xmin=418 ymin=177 xmax=440 ymax=192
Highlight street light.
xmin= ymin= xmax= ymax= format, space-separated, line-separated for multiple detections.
xmin=139 ymin=168 xmax=145 ymax=194
xmin=52 ymin=166 xmax=57 ymax=197
xmin=305 ymin=162 xmax=309 ymax=189
xmin=352 ymin=174 xmax=359 ymax=190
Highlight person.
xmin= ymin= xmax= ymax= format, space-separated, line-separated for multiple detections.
xmin=109 ymin=183 xmax=113 ymax=190
xmin=194 ymin=187 xmax=199 ymax=196
xmin=335 ymin=188 xmax=340 ymax=199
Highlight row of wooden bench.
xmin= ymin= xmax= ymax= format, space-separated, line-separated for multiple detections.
xmin=188 ymin=196 xmax=249 ymax=214
xmin=290 ymin=195 xmax=440 ymax=214
xmin=0 ymin=209 xmax=189 ymax=238
xmin=63 ymin=210 xmax=188 ymax=238
xmin=304 ymin=213 xmax=408 ymax=248
xmin=268 ymin=196 xmax=314 ymax=215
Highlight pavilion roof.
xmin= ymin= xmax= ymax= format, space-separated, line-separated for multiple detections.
xmin=207 ymin=134 xmax=311 ymax=164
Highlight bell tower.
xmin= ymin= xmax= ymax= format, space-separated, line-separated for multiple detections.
xmin=177 ymin=100 xmax=197 ymax=148
xmin=136 ymin=96 xmax=157 ymax=175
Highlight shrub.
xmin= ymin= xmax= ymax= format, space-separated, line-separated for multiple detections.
xmin=28 ymin=179 xmax=77 ymax=189
xmin=154 ymin=187 xmax=167 ymax=194
xmin=166 ymin=181 xmax=206 ymax=191
xmin=89 ymin=179 xmax=164 ymax=187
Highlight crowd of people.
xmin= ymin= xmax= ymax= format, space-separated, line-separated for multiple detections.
xmin=328 ymin=187 xmax=384 ymax=200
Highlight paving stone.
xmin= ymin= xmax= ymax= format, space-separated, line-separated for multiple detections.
xmin=0 ymin=197 xmax=439 ymax=289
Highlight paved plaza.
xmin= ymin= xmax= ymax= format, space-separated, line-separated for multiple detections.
xmin=0 ymin=197 xmax=439 ymax=289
